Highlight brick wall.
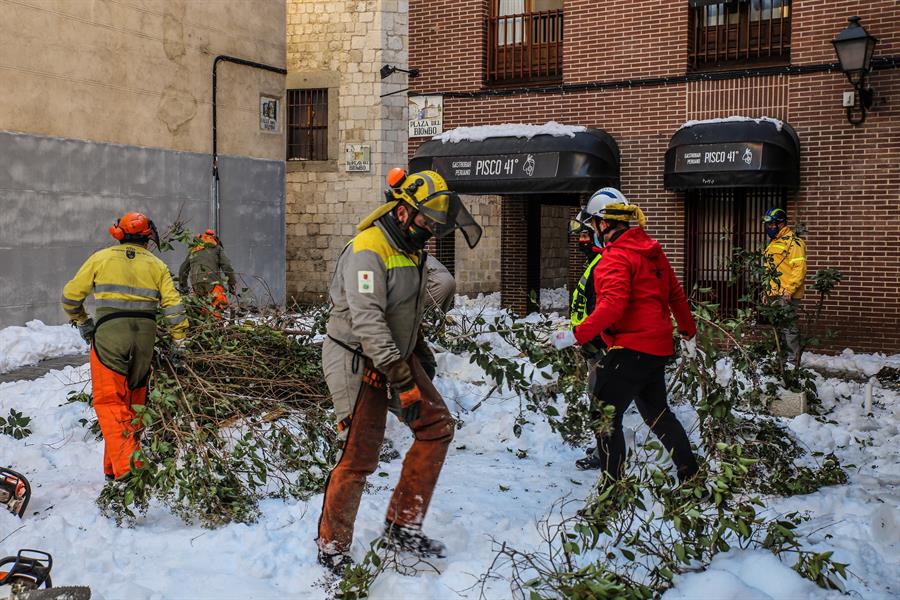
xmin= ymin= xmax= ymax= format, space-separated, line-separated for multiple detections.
xmin=500 ymin=197 xmax=529 ymax=315
xmin=408 ymin=0 xmax=900 ymax=352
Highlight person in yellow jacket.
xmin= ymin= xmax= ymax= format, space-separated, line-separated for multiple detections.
xmin=62 ymin=212 xmax=187 ymax=481
xmin=763 ymin=207 xmax=807 ymax=360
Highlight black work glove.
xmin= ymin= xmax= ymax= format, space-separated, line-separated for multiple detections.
xmin=413 ymin=328 xmax=437 ymax=380
xmin=76 ymin=318 xmax=95 ymax=344
xmin=396 ymin=381 xmax=422 ymax=423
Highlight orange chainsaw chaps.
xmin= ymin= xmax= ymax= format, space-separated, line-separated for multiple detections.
xmin=317 ymin=356 xmax=454 ymax=552
xmin=90 ymin=348 xmax=146 ymax=479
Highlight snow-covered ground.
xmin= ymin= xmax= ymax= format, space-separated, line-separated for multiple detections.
xmin=0 ymin=320 xmax=87 ymax=374
xmin=0 ymin=298 xmax=898 ymax=599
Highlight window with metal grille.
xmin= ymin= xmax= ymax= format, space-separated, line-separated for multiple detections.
xmin=286 ymin=89 xmax=328 ymax=161
xmin=486 ymin=0 xmax=563 ymax=85
xmin=688 ymin=0 xmax=791 ymax=71
xmin=684 ymin=189 xmax=786 ymax=315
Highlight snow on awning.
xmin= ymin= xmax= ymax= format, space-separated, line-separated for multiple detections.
xmin=410 ymin=125 xmax=619 ymax=195
xmin=664 ymin=117 xmax=800 ymax=191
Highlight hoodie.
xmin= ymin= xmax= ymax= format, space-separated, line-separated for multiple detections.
xmin=574 ymin=227 xmax=696 ymax=356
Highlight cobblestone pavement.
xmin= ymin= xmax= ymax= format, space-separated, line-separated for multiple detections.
xmin=0 ymin=354 xmax=89 ymax=384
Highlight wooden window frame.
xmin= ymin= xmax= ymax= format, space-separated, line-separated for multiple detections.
xmin=688 ymin=0 xmax=792 ymax=72
xmin=485 ymin=0 xmax=564 ymax=86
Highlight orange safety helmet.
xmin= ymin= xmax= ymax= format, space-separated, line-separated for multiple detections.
xmin=191 ymin=229 xmax=220 ymax=251
xmin=109 ymin=212 xmax=160 ymax=247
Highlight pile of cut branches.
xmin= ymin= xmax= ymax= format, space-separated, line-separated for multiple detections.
xmin=78 ymin=299 xmax=335 ymax=528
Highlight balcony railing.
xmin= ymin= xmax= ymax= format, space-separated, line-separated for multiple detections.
xmin=689 ymin=0 xmax=791 ymax=70
xmin=486 ymin=9 xmax=563 ymax=84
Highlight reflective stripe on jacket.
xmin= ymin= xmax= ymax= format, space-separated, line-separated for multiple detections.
xmin=62 ymin=243 xmax=187 ymax=339
xmin=325 ymin=222 xmax=427 ymax=375
xmin=765 ymin=226 xmax=806 ymax=299
xmin=571 ymin=253 xmax=602 ymax=326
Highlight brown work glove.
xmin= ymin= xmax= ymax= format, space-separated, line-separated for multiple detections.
xmin=383 ymin=359 xmax=421 ymax=423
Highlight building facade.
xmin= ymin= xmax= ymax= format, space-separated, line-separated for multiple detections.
xmin=285 ymin=0 xmax=410 ymax=304
xmin=0 ymin=0 xmax=286 ymax=326
xmin=406 ymin=0 xmax=900 ymax=353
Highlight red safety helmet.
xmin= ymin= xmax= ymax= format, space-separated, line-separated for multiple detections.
xmin=109 ymin=212 xmax=160 ymax=247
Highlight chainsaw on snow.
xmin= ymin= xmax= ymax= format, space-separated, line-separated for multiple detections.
xmin=0 ymin=470 xmax=30 ymax=519
xmin=0 ymin=550 xmax=91 ymax=600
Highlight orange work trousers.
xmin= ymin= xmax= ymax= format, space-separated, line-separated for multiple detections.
xmin=90 ymin=348 xmax=146 ymax=479
xmin=317 ymin=356 xmax=454 ymax=553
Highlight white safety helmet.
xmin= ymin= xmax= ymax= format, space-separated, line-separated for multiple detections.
xmin=585 ymin=187 xmax=630 ymax=220
xmin=584 ymin=187 xmax=647 ymax=229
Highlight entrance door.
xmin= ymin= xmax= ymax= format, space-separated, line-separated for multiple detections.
xmin=684 ymin=189 xmax=786 ymax=315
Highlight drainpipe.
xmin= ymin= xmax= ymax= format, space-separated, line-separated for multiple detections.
xmin=212 ymin=55 xmax=287 ymax=232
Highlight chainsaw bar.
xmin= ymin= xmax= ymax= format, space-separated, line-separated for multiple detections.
xmin=16 ymin=587 xmax=91 ymax=600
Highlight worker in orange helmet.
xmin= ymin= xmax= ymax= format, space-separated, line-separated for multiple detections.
xmin=62 ymin=212 xmax=187 ymax=481
xmin=178 ymin=229 xmax=237 ymax=314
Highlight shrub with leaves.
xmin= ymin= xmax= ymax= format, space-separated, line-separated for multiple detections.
xmin=0 ymin=408 xmax=32 ymax=440
xmin=84 ymin=300 xmax=336 ymax=528
xmin=430 ymin=307 xmax=595 ymax=445
xmin=475 ymin=440 xmax=849 ymax=599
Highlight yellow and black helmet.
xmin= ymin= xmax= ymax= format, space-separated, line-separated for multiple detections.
xmin=358 ymin=168 xmax=482 ymax=249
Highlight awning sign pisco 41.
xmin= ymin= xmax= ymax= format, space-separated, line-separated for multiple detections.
xmin=674 ymin=143 xmax=763 ymax=172
xmin=433 ymin=152 xmax=560 ymax=181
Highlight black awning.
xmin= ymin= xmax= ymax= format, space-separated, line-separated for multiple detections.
xmin=664 ymin=119 xmax=800 ymax=191
xmin=409 ymin=129 xmax=619 ymax=195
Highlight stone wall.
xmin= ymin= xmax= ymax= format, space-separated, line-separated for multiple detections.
xmin=0 ymin=0 xmax=285 ymax=160
xmin=0 ymin=0 xmax=286 ymax=326
xmin=540 ymin=205 xmax=569 ymax=290
xmin=285 ymin=0 xmax=410 ymax=303
xmin=454 ymin=195 xmax=501 ymax=296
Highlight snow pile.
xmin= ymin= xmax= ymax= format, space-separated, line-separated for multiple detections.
xmin=1 ymin=304 xmax=899 ymax=598
xmin=539 ymin=286 xmax=568 ymax=311
xmin=803 ymin=348 xmax=900 ymax=378
xmin=664 ymin=550 xmax=842 ymax=600
xmin=678 ymin=116 xmax=785 ymax=131
xmin=435 ymin=121 xmax=586 ymax=144
xmin=0 ymin=320 xmax=87 ymax=374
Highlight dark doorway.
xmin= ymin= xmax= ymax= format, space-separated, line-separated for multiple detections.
xmin=684 ymin=188 xmax=786 ymax=315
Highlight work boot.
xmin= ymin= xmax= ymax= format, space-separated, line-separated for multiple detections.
xmin=382 ymin=520 xmax=447 ymax=558
xmin=575 ymin=453 xmax=603 ymax=471
xmin=317 ymin=547 xmax=354 ymax=576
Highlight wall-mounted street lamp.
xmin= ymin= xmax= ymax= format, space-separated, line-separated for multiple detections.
xmin=379 ymin=65 xmax=421 ymax=98
xmin=380 ymin=65 xmax=420 ymax=80
xmin=832 ymin=16 xmax=879 ymax=126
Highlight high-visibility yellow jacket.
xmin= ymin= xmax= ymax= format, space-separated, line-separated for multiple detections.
xmin=765 ymin=226 xmax=807 ymax=300
xmin=62 ymin=243 xmax=187 ymax=339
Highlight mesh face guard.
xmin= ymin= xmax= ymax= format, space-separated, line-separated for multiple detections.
xmin=414 ymin=191 xmax=483 ymax=249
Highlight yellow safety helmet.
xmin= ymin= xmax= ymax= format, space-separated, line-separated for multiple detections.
xmin=387 ymin=168 xmax=452 ymax=225
xmin=357 ymin=168 xmax=482 ymax=248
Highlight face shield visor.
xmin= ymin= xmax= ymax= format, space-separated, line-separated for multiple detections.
xmin=569 ymin=209 xmax=592 ymax=235
xmin=148 ymin=220 xmax=161 ymax=248
xmin=414 ymin=191 xmax=483 ymax=249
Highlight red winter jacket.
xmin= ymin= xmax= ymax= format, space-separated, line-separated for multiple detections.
xmin=573 ymin=227 xmax=696 ymax=356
